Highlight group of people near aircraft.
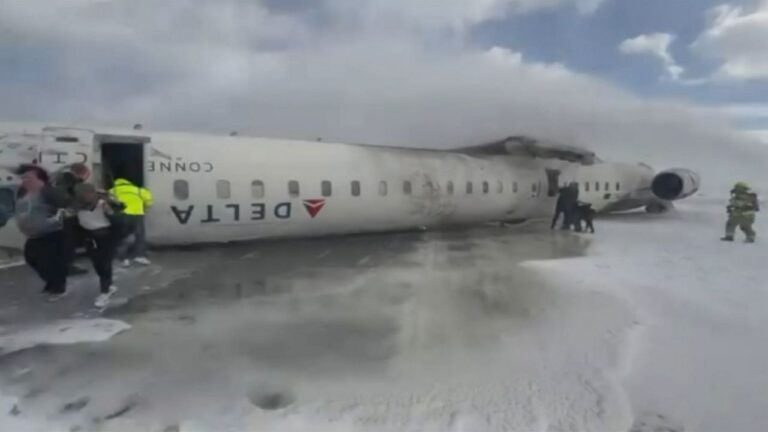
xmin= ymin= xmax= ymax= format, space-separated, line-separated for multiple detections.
xmin=0 ymin=161 xmax=761 ymax=307
xmin=548 ymin=180 xmax=760 ymax=242
xmin=550 ymin=182 xmax=596 ymax=233
xmin=4 ymin=163 xmax=153 ymax=306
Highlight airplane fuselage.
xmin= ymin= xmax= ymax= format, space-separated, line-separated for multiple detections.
xmin=0 ymin=125 xmax=687 ymax=249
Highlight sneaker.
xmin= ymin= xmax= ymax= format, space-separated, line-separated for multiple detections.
xmin=720 ymin=236 xmax=734 ymax=242
xmin=746 ymin=238 xmax=756 ymax=244
xmin=95 ymin=286 xmax=118 ymax=308
xmin=120 ymin=259 xmax=131 ymax=267
xmin=133 ymin=257 xmax=151 ymax=265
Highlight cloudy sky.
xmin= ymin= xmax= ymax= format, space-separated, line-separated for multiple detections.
xmin=1 ymin=0 xmax=767 ymax=165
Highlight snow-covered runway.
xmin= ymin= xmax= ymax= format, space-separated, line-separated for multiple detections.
xmin=0 ymin=198 xmax=765 ymax=432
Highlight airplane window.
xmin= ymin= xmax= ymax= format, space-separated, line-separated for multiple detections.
xmin=605 ymin=182 xmax=610 ymax=192
xmin=482 ymin=181 xmax=489 ymax=194
xmin=216 ymin=180 xmax=231 ymax=199
xmin=251 ymin=180 xmax=265 ymax=198
xmin=616 ymin=182 xmax=621 ymax=191
xmin=289 ymin=180 xmax=300 ymax=197
xmin=595 ymin=182 xmax=600 ymax=192
xmin=466 ymin=182 xmax=473 ymax=194
xmin=379 ymin=181 xmax=388 ymax=196
xmin=173 ymin=180 xmax=189 ymax=201
xmin=322 ymin=180 xmax=332 ymax=197
xmin=497 ymin=181 xmax=503 ymax=194
xmin=585 ymin=182 xmax=590 ymax=192
xmin=403 ymin=181 xmax=412 ymax=195
xmin=351 ymin=181 xmax=361 ymax=197
xmin=513 ymin=182 xmax=518 ymax=193
xmin=446 ymin=181 xmax=454 ymax=195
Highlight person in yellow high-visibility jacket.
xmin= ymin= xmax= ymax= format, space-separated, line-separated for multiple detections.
xmin=110 ymin=178 xmax=153 ymax=265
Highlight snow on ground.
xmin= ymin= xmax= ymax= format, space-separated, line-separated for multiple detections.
xmin=0 ymin=319 xmax=131 ymax=432
xmin=0 ymin=319 xmax=131 ymax=356
xmin=0 ymin=198 xmax=765 ymax=432
xmin=525 ymin=197 xmax=768 ymax=432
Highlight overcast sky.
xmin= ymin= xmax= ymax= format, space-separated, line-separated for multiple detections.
xmin=1 ymin=0 xmax=768 ymax=172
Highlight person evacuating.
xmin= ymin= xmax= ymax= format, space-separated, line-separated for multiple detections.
xmin=110 ymin=176 xmax=153 ymax=265
xmin=14 ymin=164 xmax=71 ymax=299
xmin=552 ymin=182 xmax=580 ymax=230
xmin=722 ymin=182 xmax=759 ymax=243
xmin=74 ymin=183 xmax=123 ymax=307
xmin=54 ymin=162 xmax=92 ymax=276
xmin=576 ymin=201 xmax=596 ymax=234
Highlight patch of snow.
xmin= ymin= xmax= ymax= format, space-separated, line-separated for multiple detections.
xmin=524 ymin=199 xmax=768 ymax=432
xmin=0 ymin=260 xmax=24 ymax=270
xmin=0 ymin=319 xmax=131 ymax=432
xmin=0 ymin=319 xmax=131 ymax=356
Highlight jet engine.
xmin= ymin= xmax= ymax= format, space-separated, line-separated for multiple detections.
xmin=651 ymin=169 xmax=700 ymax=201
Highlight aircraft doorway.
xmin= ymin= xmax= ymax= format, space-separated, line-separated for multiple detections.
xmin=98 ymin=134 xmax=150 ymax=189
xmin=545 ymin=169 xmax=561 ymax=197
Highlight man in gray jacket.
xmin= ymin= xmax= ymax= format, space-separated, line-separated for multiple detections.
xmin=15 ymin=165 xmax=71 ymax=297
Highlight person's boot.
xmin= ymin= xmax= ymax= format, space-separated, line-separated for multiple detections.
xmin=746 ymin=238 xmax=756 ymax=243
xmin=721 ymin=236 xmax=734 ymax=242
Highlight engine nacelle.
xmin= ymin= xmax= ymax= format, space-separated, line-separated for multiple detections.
xmin=651 ymin=169 xmax=701 ymax=201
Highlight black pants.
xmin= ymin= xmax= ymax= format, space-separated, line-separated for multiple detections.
xmin=24 ymin=230 xmax=69 ymax=294
xmin=583 ymin=217 xmax=595 ymax=233
xmin=62 ymin=217 xmax=83 ymax=267
xmin=117 ymin=215 xmax=147 ymax=260
xmin=85 ymin=229 xmax=116 ymax=293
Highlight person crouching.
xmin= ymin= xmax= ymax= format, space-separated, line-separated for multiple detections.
xmin=576 ymin=202 xmax=596 ymax=234
xmin=74 ymin=183 xmax=121 ymax=307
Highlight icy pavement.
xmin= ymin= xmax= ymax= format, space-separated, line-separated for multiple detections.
xmin=0 ymin=199 xmax=766 ymax=432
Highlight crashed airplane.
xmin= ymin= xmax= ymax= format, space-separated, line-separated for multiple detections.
xmin=0 ymin=125 xmax=699 ymax=248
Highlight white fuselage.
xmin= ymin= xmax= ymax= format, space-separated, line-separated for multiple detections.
xmin=0 ymin=126 xmax=658 ymax=248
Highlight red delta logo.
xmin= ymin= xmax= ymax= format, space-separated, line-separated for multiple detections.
xmin=302 ymin=199 xmax=326 ymax=218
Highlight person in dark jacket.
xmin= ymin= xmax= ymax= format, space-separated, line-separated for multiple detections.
xmin=54 ymin=163 xmax=92 ymax=276
xmin=14 ymin=165 xmax=71 ymax=298
xmin=576 ymin=202 xmax=596 ymax=233
xmin=556 ymin=182 xmax=580 ymax=230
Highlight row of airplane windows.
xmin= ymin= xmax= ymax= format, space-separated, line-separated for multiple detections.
xmin=566 ymin=181 xmax=622 ymax=193
xmin=173 ymin=179 xmax=525 ymax=201
xmin=172 ymin=179 xmax=621 ymax=200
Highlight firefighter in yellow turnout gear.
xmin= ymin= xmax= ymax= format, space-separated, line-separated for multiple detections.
xmin=110 ymin=178 xmax=154 ymax=265
xmin=722 ymin=182 xmax=759 ymax=243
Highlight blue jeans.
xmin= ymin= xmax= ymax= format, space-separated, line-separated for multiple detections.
xmin=117 ymin=215 xmax=147 ymax=260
